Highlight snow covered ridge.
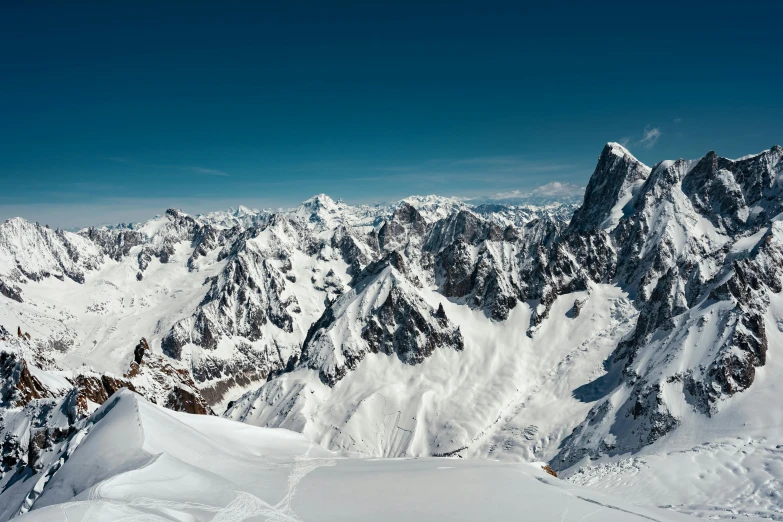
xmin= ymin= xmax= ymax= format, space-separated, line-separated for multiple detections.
xmin=2 ymin=143 xmax=783 ymax=519
xmin=0 ymin=333 xmax=214 ymax=519
xmin=2 ymin=390 xmax=692 ymax=521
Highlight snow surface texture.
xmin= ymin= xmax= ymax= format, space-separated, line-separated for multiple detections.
xmin=2 ymin=143 xmax=783 ymax=519
xmin=10 ymin=390 xmax=693 ymax=522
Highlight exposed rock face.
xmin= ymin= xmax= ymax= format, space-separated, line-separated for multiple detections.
xmin=425 ymin=210 xmax=504 ymax=254
xmin=550 ymin=145 xmax=783 ymax=470
xmin=0 ymin=280 xmax=22 ymax=303
xmin=1 ymin=333 xmax=212 ymax=419
xmin=71 ymin=373 xmax=136 ymax=415
xmin=163 ymin=386 xmax=211 ymax=415
xmin=331 ymin=225 xmax=373 ymax=278
xmin=0 ymin=331 xmax=217 ymax=501
xmin=300 ymin=255 xmax=464 ymax=386
xmin=567 ymin=142 xmax=651 ymax=234
xmin=0 ymin=391 xmax=81 ymax=478
xmin=0 ymin=351 xmax=52 ymax=407
xmin=378 ymin=203 xmax=428 ymax=254
xmin=124 ymin=346 xmax=213 ymax=415
xmin=434 ymin=238 xmax=521 ymax=321
xmin=81 ymin=226 xmax=146 ymax=262
xmin=188 ymin=223 xmax=242 ymax=269
xmin=84 ymin=208 xmax=227 ymax=276
xmin=553 ymin=382 xmax=679 ymax=471
xmin=164 ymin=216 xmax=306 ymax=358
xmin=682 ymin=147 xmax=783 ymax=233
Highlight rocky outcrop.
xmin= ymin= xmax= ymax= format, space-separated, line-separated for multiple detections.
xmin=682 ymin=146 xmax=783 ymax=233
xmin=435 ymin=239 xmax=521 ymax=321
xmin=378 ymin=203 xmax=428 ymax=254
xmin=0 ymin=280 xmax=22 ymax=303
xmin=0 ymin=351 xmax=52 ymax=407
xmin=163 ymin=247 xmax=299 ymax=355
xmin=331 ymin=225 xmax=374 ymax=278
xmin=71 ymin=373 xmax=136 ymax=415
xmin=567 ymin=142 xmax=650 ymax=234
xmin=552 ymin=382 xmax=679 ymax=471
xmin=549 ymin=146 xmax=783 ymax=469
xmin=424 ymin=210 xmax=504 ymax=254
xmin=300 ymin=255 xmax=464 ymax=386
xmin=81 ymin=226 xmax=146 ymax=262
xmin=187 ymin=223 xmax=242 ymax=269
xmin=2 ymin=332 xmax=212 ymax=420
xmin=137 ymin=209 xmax=200 ymax=272
xmin=163 ymin=386 xmax=211 ymax=415
xmin=125 ymin=340 xmax=213 ymax=415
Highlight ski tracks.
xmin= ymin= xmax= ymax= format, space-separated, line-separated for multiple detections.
xmin=82 ymin=453 xmax=335 ymax=521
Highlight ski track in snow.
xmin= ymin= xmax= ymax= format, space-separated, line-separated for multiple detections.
xmin=568 ymin=437 xmax=783 ymax=520
xmin=271 ymin=456 xmax=337 ymax=521
xmin=81 ymin=440 xmax=335 ymax=522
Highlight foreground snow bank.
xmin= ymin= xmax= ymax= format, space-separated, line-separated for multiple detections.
xmin=12 ymin=390 xmax=691 ymax=522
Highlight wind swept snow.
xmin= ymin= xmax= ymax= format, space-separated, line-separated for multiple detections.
xmin=15 ymin=392 xmax=692 ymax=522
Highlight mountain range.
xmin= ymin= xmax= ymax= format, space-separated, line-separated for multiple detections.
xmin=2 ymin=142 xmax=783 ymax=520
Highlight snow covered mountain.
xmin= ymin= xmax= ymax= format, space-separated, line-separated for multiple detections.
xmin=3 ymin=142 xmax=783 ymax=520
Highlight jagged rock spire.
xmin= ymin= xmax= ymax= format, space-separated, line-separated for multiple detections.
xmin=568 ymin=142 xmax=651 ymax=233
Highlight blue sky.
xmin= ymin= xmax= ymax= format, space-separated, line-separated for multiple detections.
xmin=1 ymin=1 xmax=781 ymax=228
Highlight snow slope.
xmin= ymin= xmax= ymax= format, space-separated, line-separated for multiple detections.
xmin=13 ymin=391 xmax=692 ymax=522
xmin=227 ymin=283 xmax=636 ymax=461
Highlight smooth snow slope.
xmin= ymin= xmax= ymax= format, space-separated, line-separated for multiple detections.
xmin=15 ymin=390 xmax=692 ymax=522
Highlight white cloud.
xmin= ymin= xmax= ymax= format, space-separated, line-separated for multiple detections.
xmin=530 ymin=181 xmax=584 ymax=198
xmin=618 ymin=137 xmax=630 ymax=147
xmin=639 ymin=125 xmax=661 ymax=149
xmin=466 ymin=181 xmax=585 ymax=205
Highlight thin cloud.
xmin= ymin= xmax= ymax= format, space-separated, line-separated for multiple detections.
xmin=187 ymin=166 xmax=229 ymax=177
xmin=673 ymin=117 xmax=682 ymax=123
xmin=530 ymin=181 xmax=584 ymax=198
xmin=103 ymin=157 xmax=229 ymax=176
xmin=639 ymin=125 xmax=661 ymax=149
xmin=463 ymin=181 xmax=585 ymax=205
xmin=489 ymin=181 xmax=584 ymax=200
xmin=618 ymin=137 xmax=630 ymax=147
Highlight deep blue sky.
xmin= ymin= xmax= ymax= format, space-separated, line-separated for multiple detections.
xmin=1 ymin=1 xmax=781 ymax=228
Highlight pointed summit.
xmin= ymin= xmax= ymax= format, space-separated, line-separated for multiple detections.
xmin=604 ymin=141 xmax=635 ymax=159
xmin=292 ymin=193 xmax=345 ymax=230
xmin=301 ymin=193 xmax=337 ymax=208
xmin=234 ymin=205 xmax=256 ymax=217
xmin=567 ymin=143 xmax=651 ymax=234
